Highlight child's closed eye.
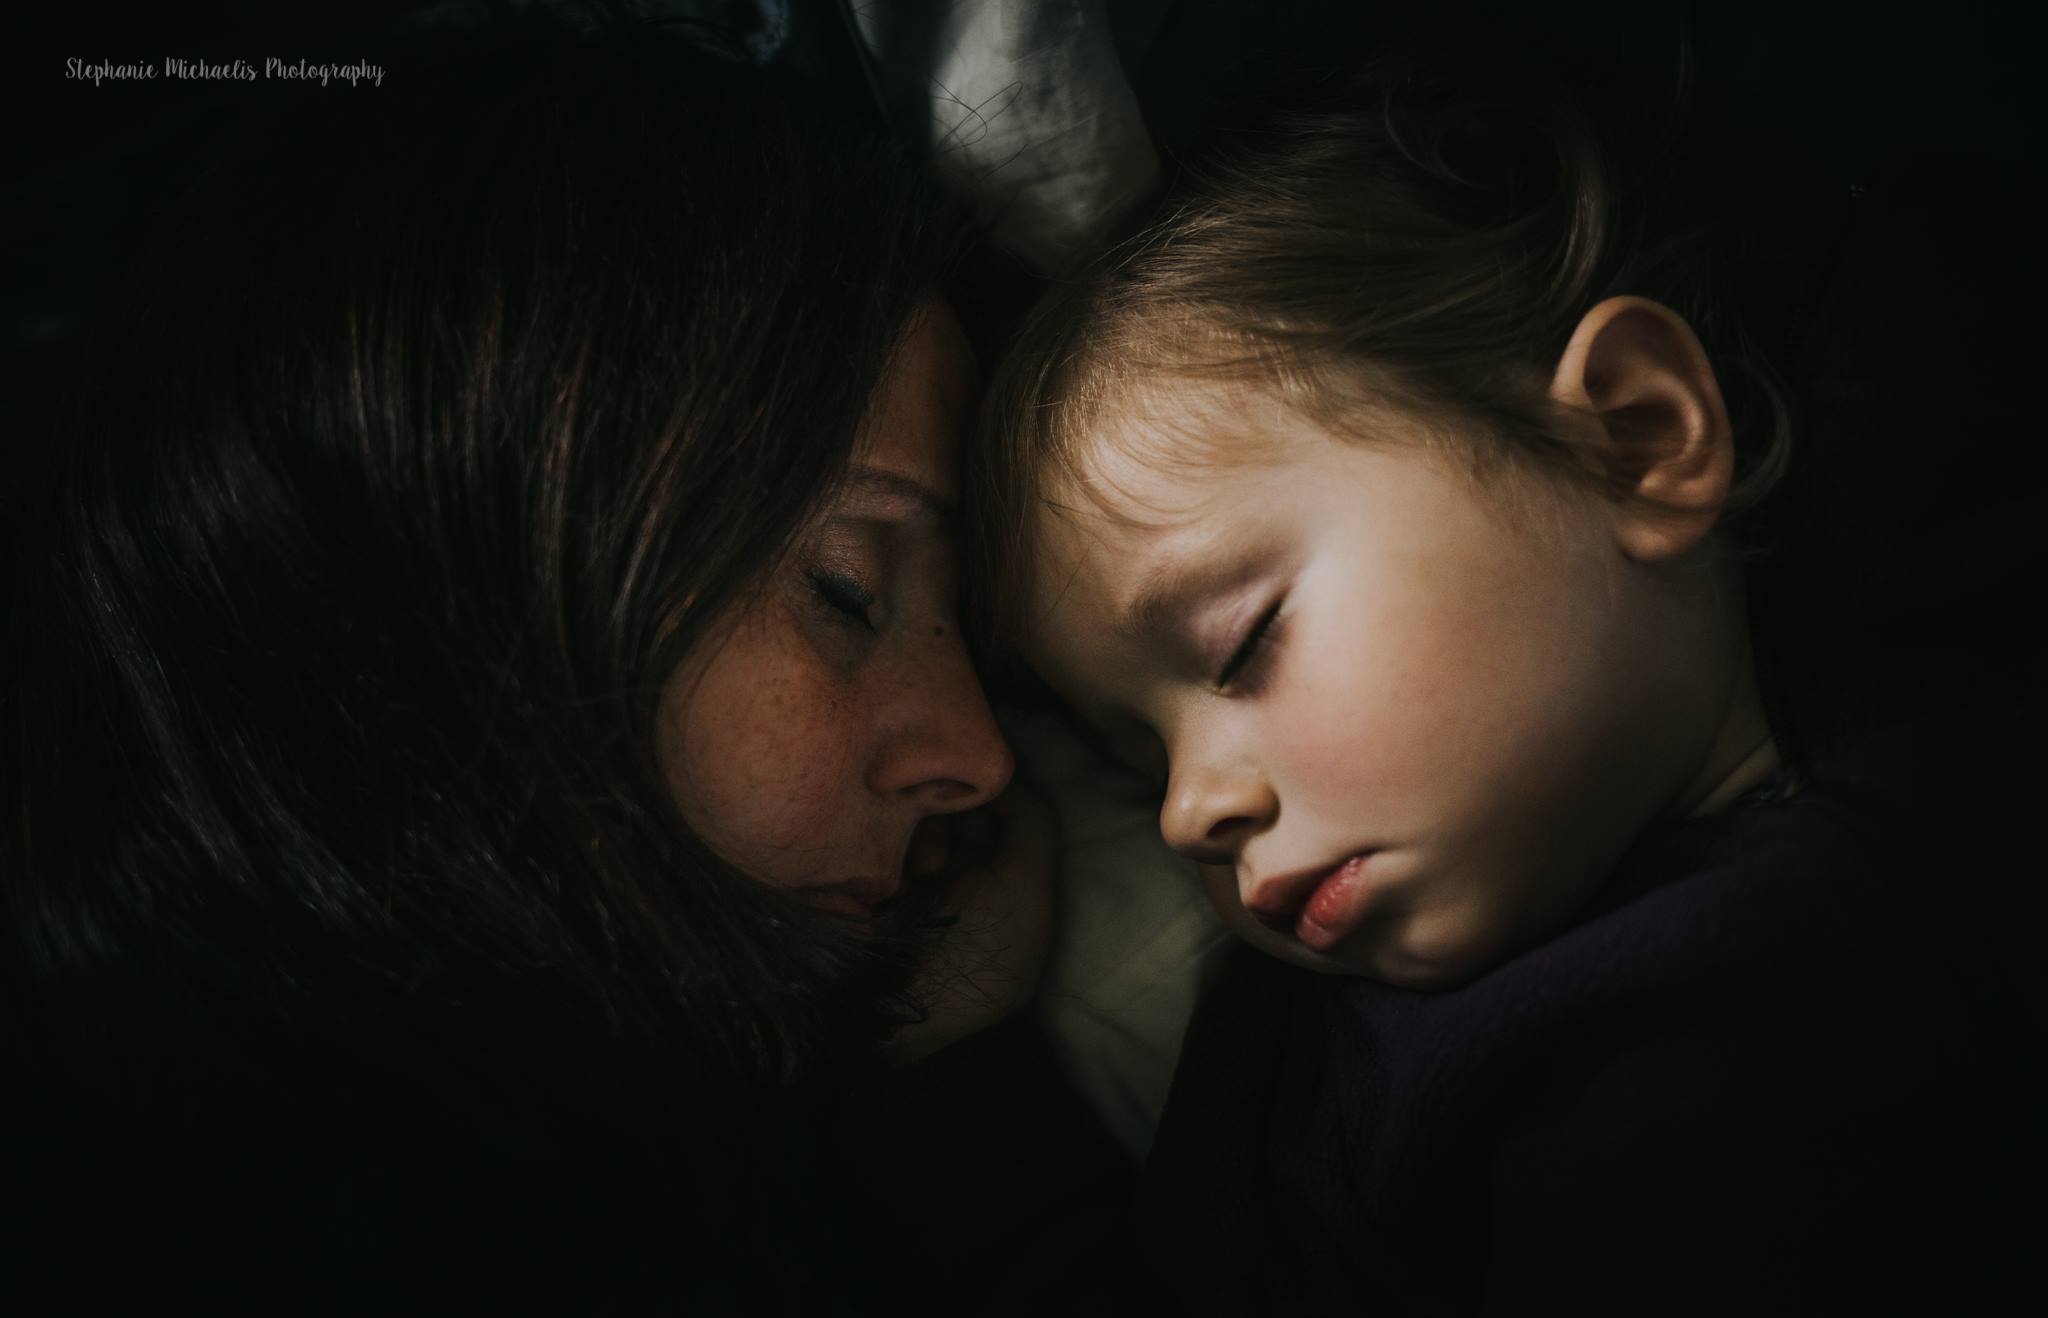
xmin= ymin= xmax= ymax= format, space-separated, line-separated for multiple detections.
xmin=1216 ymin=598 xmax=1284 ymax=692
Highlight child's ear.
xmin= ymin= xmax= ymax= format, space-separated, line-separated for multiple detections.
xmin=1548 ymin=296 xmax=1734 ymax=563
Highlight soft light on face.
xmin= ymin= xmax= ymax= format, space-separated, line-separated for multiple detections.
xmin=658 ymin=305 xmax=1013 ymax=918
xmin=1027 ymin=384 xmax=1719 ymax=985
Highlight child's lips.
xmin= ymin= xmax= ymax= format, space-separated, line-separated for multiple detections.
xmin=1242 ymin=852 xmax=1378 ymax=952
xmin=1295 ymin=853 xmax=1377 ymax=951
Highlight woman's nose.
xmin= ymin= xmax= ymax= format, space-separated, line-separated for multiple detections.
xmin=1159 ymin=761 xmax=1277 ymax=865
xmin=867 ymin=634 xmax=1014 ymax=813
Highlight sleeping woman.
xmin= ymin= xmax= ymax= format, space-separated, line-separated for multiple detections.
xmin=5 ymin=26 xmax=1113 ymax=1312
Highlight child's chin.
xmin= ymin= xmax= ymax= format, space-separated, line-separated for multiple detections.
xmin=1239 ymin=917 xmax=1501 ymax=989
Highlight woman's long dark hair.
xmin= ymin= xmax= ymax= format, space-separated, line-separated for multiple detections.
xmin=6 ymin=25 xmax=952 ymax=1296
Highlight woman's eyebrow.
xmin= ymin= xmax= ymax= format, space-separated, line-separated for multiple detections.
xmin=844 ymin=465 xmax=956 ymax=526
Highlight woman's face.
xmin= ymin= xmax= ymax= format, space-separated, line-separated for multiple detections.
xmin=658 ymin=305 xmax=1013 ymax=916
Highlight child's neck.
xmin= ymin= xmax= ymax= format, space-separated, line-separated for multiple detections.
xmin=1686 ymin=731 xmax=1781 ymax=816
xmin=1673 ymin=597 xmax=1782 ymax=818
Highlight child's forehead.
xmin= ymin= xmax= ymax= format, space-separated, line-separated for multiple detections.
xmin=1043 ymin=374 xmax=1304 ymax=527
xmin=1018 ymin=380 xmax=1316 ymax=642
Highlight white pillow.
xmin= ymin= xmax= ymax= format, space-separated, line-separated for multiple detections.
xmin=1001 ymin=704 xmax=1233 ymax=1163
xmin=853 ymin=0 xmax=1161 ymax=272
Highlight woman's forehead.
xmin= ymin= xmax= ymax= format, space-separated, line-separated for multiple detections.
xmin=857 ymin=303 xmax=977 ymax=494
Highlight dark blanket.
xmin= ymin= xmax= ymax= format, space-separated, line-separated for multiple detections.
xmin=1140 ymin=156 xmax=2045 ymax=1315
xmin=1148 ymin=713 xmax=2040 ymax=1314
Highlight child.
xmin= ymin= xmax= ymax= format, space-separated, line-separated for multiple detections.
xmin=970 ymin=53 xmax=2042 ymax=1315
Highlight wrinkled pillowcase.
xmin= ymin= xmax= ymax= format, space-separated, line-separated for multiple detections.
xmin=1000 ymin=704 xmax=1233 ymax=1163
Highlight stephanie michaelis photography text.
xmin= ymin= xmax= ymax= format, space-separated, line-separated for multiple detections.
xmin=65 ymin=58 xmax=386 ymax=87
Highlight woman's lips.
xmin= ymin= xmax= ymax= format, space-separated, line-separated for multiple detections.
xmin=801 ymin=820 xmax=951 ymax=920
xmin=903 ymin=816 xmax=953 ymax=880
xmin=1244 ymin=852 xmax=1378 ymax=953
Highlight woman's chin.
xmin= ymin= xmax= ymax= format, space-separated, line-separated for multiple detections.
xmin=800 ymin=889 xmax=878 ymax=921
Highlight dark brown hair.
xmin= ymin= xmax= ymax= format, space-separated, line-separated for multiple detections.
xmin=7 ymin=25 xmax=954 ymax=1295
xmin=971 ymin=46 xmax=1789 ymax=654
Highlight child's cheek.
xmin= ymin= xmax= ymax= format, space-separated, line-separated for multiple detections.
xmin=1272 ymin=566 xmax=1495 ymax=824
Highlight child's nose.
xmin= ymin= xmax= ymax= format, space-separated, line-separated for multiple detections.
xmin=1159 ymin=764 xmax=1277 ymax=865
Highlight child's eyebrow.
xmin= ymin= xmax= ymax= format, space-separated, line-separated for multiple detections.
xmin=1118 ymin=547 xmax=1270 ymax=643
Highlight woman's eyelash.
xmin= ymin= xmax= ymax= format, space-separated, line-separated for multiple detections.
xmin=1216 ymin=600 xmax=1282 ymax=689
xmin=808 ymin=568 xmax=877 ymax=629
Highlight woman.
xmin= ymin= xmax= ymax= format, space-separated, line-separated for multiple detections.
xmin=6 ymin=27 xmax=1083 ymax=1311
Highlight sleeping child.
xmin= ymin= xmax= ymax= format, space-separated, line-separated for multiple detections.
xmin=969 ymin=51 xmax=2042 ymax=1316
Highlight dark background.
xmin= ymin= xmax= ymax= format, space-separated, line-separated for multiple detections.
xmin=6 ymin=0 xmax=2031 ymax=418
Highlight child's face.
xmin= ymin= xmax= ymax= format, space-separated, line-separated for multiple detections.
xmin=1026 ymin=385 xmax=1712 ymax=985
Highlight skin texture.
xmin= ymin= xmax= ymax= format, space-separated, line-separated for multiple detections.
xmin=1026 ymin=298 xmax=1777 ymax=986
xmin=658 ymin=305 xmax=1015 ymax=917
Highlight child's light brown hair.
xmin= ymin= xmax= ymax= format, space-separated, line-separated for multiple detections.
xmin=969 ymin=46 xmax=1790 ymax=658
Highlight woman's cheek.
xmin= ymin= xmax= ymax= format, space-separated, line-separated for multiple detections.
xmin=660 ymin=617 xmax=865 ymax=887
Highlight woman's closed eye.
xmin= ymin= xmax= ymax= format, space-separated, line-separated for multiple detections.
xmin=808 ymin=567 xmax=879 ymax=631
xmin=1215 ymin=598 xmax=1283 ymax=692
